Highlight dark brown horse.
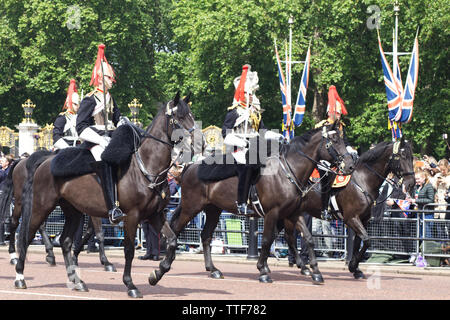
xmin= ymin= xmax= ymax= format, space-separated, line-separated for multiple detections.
xmin=0 ymin=152 xmax=116 ymax=272
xmin=15 ymin=92 xmax=195 ymax=298
xmin=284 ymin=138 xmax=415 ymax=279
xmin=149 ymin=121 xmax=355 ymax=285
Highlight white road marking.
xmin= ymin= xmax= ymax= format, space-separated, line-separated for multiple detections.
xmin=0 ymin=290 xmax=108 ymax=300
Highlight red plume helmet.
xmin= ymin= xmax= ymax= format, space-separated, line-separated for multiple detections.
xmin=233 ymin=65 xmax=250 ymax=107
xmin=327 ymin=85 xmax=347 ymax=120
xmin=63 ymin=79 xmax=78 ymax=111
xmin=89 ymin=43 xmax=115 ymax=87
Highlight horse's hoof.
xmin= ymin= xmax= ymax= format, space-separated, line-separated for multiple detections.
xmin=300 ymin=266 xmax=312 ymax=277
xmin=259 ymin=275 xmax=273 ymax=283
xmin=104 ymin=264 xmax=117 ymax=272
xmin=10 ymin=258 xmax=18 ymax=265
xmin=14 ymin=280 xmax=27 ymax=289
xmin=353 ymin=270 xmax=365 ymax=279
xmin=148 ymin=270 xmax=160 ymax=286
xmin=312 ymin=273 xmax=324 ymax=285
xmin=46 ymin=256 xmax=56 ymax=266
xmin=210 ymin=270 xmax=224 ymax=279
xmin=73 ymin=281 xmax=89 ymax=292
xmin=128 ymin=289 xmax=143 ymax=299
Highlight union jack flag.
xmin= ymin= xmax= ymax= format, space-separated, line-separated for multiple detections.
xmin=274 ymin=42 xmax=293 ymax=139
xmin=399 ymin=35 xmax=419 ymax=123
xmin=394 ymin=199 xmax=411 ymax=217
xmin=378 ymin=33 xmax=402 ymax=122
xmin=293 ymin=45 xmax=310 ymax=127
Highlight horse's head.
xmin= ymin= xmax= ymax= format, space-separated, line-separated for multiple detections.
xmin=389 ymin=137 xmax=415 ymax=196
xmin=319 ymin=120 xmax=355 ymax=175
xmin=165 ymin=91 xmax=197 ymax=160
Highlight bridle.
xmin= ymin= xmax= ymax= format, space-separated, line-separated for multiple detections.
xmin=133 ymin=100 xmax=196 ymax=191
xmin=279 ymin=125 xmax=352 ymax=197
xmin=364 ymin=140 xmax=414 ymax=189
xmin=356 ymin=140 xmax=415 ymax=206
xmin=319 ymin=126 xmax=352 ymax=172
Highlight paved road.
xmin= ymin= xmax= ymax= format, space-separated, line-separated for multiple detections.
xmin=0 ymin=246 xmax=449 ymax=302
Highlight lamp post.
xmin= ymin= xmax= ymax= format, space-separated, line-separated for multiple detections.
xmin=17 ymin=99 xmax=40 ymax=155
xmin=21 ymin=99 xmax=36 ymax=123
xmin=128 ymin=98 xmax=142 ymax=127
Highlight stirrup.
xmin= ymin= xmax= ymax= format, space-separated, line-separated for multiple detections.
xmin=321 ymin=209 xmax=333 ymax=221
xmin=236 ymin=202 xmax=255 ymax=215
xmin=109 ymin=207 xmax=126 ymax=224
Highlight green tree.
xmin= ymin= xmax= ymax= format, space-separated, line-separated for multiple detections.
xmin=0 ymin=0 xmax=169 ymax=128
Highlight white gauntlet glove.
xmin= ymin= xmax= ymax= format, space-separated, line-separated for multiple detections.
xmin=264 ymin=131 xmax=283 ymax=141
xmin=80 ymin=127 xmax=110 ymax=148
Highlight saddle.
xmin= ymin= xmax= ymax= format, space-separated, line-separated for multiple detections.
xmin=309 ymin=168 xmax=351 ymax=188
xmin=51 ymin=123 xmax=142 ymax=178
xmin=197 ymin=154 xmax=239 ymax=182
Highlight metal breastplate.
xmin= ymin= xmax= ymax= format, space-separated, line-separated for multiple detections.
xmin=92 ymin=93 xmax=115 ymax=130
xmin=63 ymin=113 xmax=78 ymax=140
xmin=233 ymin=109 xmax=260 ymax=136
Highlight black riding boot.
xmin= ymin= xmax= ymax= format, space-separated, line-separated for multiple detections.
xmin=319 ymin=170 xmax=333 ymax=221
xmin=0 ymin=223 xmax=5 ymax=245
xmin=94 ymin=161 xmax=126 ymax=224
xmin=236 ymin=165 xmax=255 ymax=215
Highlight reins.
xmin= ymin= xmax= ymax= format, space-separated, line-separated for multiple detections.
xmin=279 ymin=127 xmax=347 ymax=198
xmin=132 ymin=101 xmax=194 ymax=191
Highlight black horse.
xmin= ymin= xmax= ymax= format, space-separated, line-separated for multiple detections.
xmin=15 ymin=92 xmax=195 ymax=298
xmin=284 ymin=138 xmax=415 ymax=279
xmin=149 ymin=121 xmax=356 ymax=285
xmin=0 ymin=151 xmax=116 ymax=272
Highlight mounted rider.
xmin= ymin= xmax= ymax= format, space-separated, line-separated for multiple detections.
xmin=315 ymin=85 xmax=358 ymax=220
xmin=222 ymin=64 xmax=282 ymax=215
xmin=53 ymin=79 xmax=81 ymax=150
xmin=75 ymin=44 xmax=127 ymax=224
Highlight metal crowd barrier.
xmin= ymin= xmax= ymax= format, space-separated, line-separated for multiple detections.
xmin=7 ymin=199 xmax=450 ymax=266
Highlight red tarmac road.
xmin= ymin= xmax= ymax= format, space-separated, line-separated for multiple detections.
xmin=0 ymin=247 xmax=449 ymax=301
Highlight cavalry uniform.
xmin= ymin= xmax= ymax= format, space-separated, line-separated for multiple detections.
xmin=75 ymin=44 xmax=125 ymax=224
xmin=315 ymin=85 xmax=357 ymax=221
xmin=53 ymin=79 xmax=80 ymax=150
xmin=222 ymin=64 xmax=282 ymax=215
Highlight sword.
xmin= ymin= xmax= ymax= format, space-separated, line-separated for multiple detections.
xmin=100 ymin=59 xmax=109 ymax=135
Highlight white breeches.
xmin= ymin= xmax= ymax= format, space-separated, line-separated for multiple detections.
xmin=90 ymin=145 xmax=105 ymax=161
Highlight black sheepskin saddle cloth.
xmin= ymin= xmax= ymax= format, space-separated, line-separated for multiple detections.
xmin=197 ymin=154 xmax=240 ymax=182
xmin=50 ymin=146 xmax=95 ymax=178
xmin=51 ymin=124 xmax=143 ymax=178
xmin=26 ymin=150 xmax=53 ymax=172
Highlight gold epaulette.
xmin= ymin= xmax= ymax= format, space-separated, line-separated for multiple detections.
xmin=85 ymin=90 xmax=96 ymax=97
xmin=227 ymin=104 xmax=238 ymax=111
xmin=314 ymin=119 xmax=329 ymax=129
xmin=58 ymin=112 xmax=66 ymax=116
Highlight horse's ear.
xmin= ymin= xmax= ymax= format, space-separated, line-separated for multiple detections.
xmin=183 ymin=92 xmax=191 ymax=104
xmin=173 ymin=91 xmax=180 ymax=106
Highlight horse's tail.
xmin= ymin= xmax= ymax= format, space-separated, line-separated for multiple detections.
xmin=18 ymin=153 xmax=51 ymax=252
xmin=0 ymin=159 xmax=21 ymax=223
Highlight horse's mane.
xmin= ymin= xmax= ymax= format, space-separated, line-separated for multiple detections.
xmin=281 ymin=127 xmax=321 ymax=156
xmin=358 ymin=141 xmax=392 ymax=164
xmin=144 ymin=97 xmax=191 ymax=133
